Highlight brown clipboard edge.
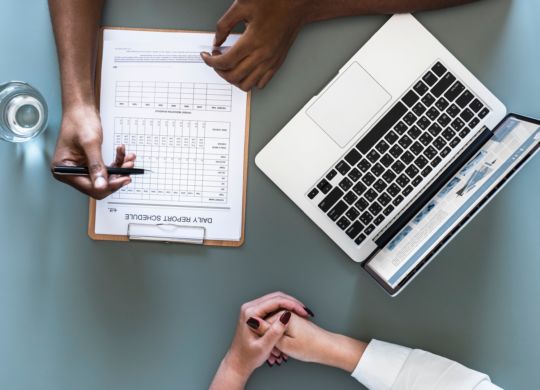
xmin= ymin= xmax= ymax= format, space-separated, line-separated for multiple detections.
xmin=88 ymin=26 xmax=251 ymax=247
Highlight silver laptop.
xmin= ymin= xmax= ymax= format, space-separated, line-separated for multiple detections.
xmin=255 ymin=14 xmax=540 ymax=295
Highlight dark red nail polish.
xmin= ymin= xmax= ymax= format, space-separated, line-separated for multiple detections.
xmin=304 ymin=306 xmax=315 ymax=317
xmin=267 ymin=361 xmax=274 ymax=367
xmin=280 ymin=311 xmax=291 ymax=325
xmin=276 ymin=361 xmax=281 ymax=366
xmin=246 ymin=317 xmax=260 ymax=329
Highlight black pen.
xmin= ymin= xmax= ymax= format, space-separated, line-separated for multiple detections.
xmin=52 ymin=166 xmax=150 ymax=176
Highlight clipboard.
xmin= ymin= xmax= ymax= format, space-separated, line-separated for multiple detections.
xmin=88 ymin=26 xmax=250 ymax=247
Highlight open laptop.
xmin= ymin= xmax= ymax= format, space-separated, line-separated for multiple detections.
xmin=255 ymin=14 xmax=540 ymax=296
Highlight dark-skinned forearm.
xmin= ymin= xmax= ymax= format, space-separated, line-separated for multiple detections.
xmin=48 ymin=0 xmax=105 ymax=110
xmin=302 ymin=0 xmax=477 ymax=24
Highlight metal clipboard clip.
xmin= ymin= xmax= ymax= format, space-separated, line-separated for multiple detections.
xmin=127 ymin=223 xmax=206 ymax=245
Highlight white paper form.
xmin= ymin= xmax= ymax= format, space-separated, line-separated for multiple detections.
xmin=95 ymin=29 xmax=248 ymax=241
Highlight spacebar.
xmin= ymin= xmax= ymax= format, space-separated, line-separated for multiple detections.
xmin=356 ymin=102 xmax=407 ymax=154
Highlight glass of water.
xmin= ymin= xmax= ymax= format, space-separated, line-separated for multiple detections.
xmin=0 ymin=81 xmax=48 ymax=143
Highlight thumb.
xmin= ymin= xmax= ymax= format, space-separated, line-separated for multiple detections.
xmin=83 ymin=141 xmax=108 ymax=190
xmin=258 ymin=311 xmax=291 ymax=350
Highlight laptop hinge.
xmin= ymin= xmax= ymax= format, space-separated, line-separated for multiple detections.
xmin=374 ymin=127 xmax=494 ymax=248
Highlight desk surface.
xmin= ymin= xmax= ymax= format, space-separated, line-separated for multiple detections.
xmin=1 ymin=1 xmax=539 ymax=389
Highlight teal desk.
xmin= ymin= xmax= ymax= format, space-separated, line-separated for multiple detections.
xmin=0 ymin=1 xmax=539 ymax=389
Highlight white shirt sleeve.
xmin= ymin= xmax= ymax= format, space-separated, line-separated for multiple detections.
xmin=351 ymin=340 xmax=503 ymax=390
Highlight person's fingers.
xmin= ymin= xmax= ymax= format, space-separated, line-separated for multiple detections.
xmin=218 ymin=55 xmax=259 ymax=86
xmin=124 ymin=152 xmax=137 ymax=163
xmin=252 ymin=294 xmax=313 ymax=319
xmin=258 ymin=311 xmax=291 ymax=351
xmin=238 ymin=63 xmax=271 ymax=92
xmin=112 ymin=144 xmax=126 ymax=167
xmin=270 ymin=347 xmax=281 ymax=358
xmin=82 ymin=139 xmax=108 ymax=191
xmin=245 ymin=316 xmax=269 ymax=336
xmin=245 ymin=291 xmax=306 ymax=311
xmin=257 ymin=68 xmax=277 ymax=89
xmin=267 ymin=355 xmax=276 ymax=367
xmin=282 ymin=353 xmax=289 ymax=362
xmin=214 ymin=3 xmax=244 ymax=47
xmin=201 ymin=38 xmax=251 ymax=71
xmin=121 ymin=160 xmax=135 ymax=169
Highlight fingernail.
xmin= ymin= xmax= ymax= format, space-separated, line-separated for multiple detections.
xmin=200 ymin=51 xmax=210 ymax=58
xmin=284 ymin=357 xmax=288 ymax=363
xmin=246 ymin=317 xmax=260 ymax=329
xmin=280 ymin=311 xmax=291 ymax=325
xmin=266 ymin=361 xmax=273 ymax=368
xmin=276 ymin=361 xmax=281 ymax=366
xmin=95 ymin=176 xmax=107 ymax=189
xmin=304 ymin=306 xmax=315 ymax=317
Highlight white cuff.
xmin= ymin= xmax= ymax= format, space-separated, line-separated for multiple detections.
xmin=351 ymin=339 xmax=412 ymax=390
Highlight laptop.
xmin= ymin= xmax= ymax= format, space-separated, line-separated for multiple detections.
xmin=255 ymin=14 xmax=540 ymax=296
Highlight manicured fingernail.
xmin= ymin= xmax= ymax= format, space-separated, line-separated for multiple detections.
xmin=304 ymin=306 xmax=315 ymax=317
xmin=267 ymin=361 xmax=273 ymax=368
xmin=276 ymin=361 xmax=281 ymax=366
xmin=95 ymin=176 xmax=107 ymax=189
xmin=280 ymin=311 xmax=291 ymax=325
xmin=246 ymin=317 xmax=260 ymax=329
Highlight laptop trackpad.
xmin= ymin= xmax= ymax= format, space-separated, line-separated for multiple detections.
xmin=307 ymin=62 xmax=391 ymax=148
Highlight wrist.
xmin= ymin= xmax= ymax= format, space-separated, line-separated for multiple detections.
xmin=221 ymin=351 xmax=253 ymax=383
xmin=319 ymin=332 xmax=368 ymax=373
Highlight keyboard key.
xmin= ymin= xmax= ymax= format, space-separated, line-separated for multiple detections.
xmin=369 ymin=202 xmax=383 ymax=216
xmin=406 ymin=164 xmax=419 ymax=179
xmin=394 ymin=121 xmax=408 ymax=135
xmin=432 ymin=72 xmax=456 ymax=97
xmin=456 ymin=90 xmax=474 ymax=108
xmin=391 ymin=160 xmax=406 ymax=174
xmin=422 ymin=166 xmax=433 ymax=177
xmin=469 ymin=117 xmax=480 ymax=129
xmin=339 ymin=177 xmax=353 ymax=191
xmin=414 ymin=156 xmax=429 ymax=169
xmin=444 ymin=81 xmax=465 ymax=102
xmin=352 ymin=182 xmax=367 ymax=196
xmin=396 ymin=174 xmax=410 ymax=187
xmin=383 ymin=169 xmax=397 ymax=183
xmin=345 ymin=149 xmax=362 ymax=165
xmin=318 ymin=187 xmax=344 ymax=212
xmin=419 ymin=133 xmax=433 ymax=146
xmin=450 ymin=137 xmax=461 ymax=148
xmin=337 ymin=216 xmax=351 ymax=230
xmin=326 ymin=169 xmax=337 ymax=181
xmin=441 ymin=146 xmax=451 ymax=157
xmin=387 ymin=183 xmax=400 ymax=197
xmin=356 ymin=102 xmax=408 ymax=153
xmin=469 ymin=99 xmax=484 ymax=113
xmin=478 ymin=108 xmax=490 ymax=119
xmin=402 ymin=151 xmax=414 ymax=164
xmin=435 ymin=97 xmax=450 ymax=111
xmin=460 ymin=108 xmax=474 ymax=122
xmin=317 ymin=179 xmax=332 ymax=194
xmin=423 ymin=146 xmax=437 ymax=160
xmin=403 ymin=112 xmax=417 ymax=126
xmin=375 ymin=140 xmax=390 ymax=154
xmin=398 ymin=135 xmax=413 ymax=149
xmin=373 ymin=179 xmax=387 ymax=192
xmin=422 ymin=71 xmax=438 ymax=86
xmin=378 ymin=193 xmax=391 ymax=207
xmin=412 ymin=176 xmax=423 ymax=187
xmin=365 ymin=189 xmax=378 ymax=202
xmin=451 ymin=118 xmax=465 ymax=131
xmin=389 ymin=144 xmax=404 ymax=158
xmin=361 ymin=172 xmax=376 ymax=186
xmin=402 ymin=90 xmax=420 ymax=107
xmin=426 ymin=107 xmax=440 ymax=121
xmin=442 ymin=128 xmax=456 ymax=141
xmin=393 ymin=195 xmax=405 ymax=207
xmin=344 ymin=191 xmax=358 ymax=205
xmin=380 ymin=154 xmax=394 ymax=167
xmin=428 ymin=123 xmax=442 ymax=136
xmin=360 ymin=212 xmax=373 ymax=225
xmin=355 ymin=233 xmax=367 ymax=245
xmin=410 ymin=141 xmax=424 ymax=154
xmin=433 ymin=137 xmax=446 ymax=150
xmin=373 ymin=215 xmax=385 ymax=226
xmin=348 ymin=168 xmax=362 ymax=182
xmin=437 ymin=113 xmax=451 ymax=127
xmin=346 ymin=221 xmax=364 ymax=239
xmin=459 ymin=127 xmax=471 ymax=138
xmin=385 ymin=131 xmax=399 ymax=145
xmin=431 ymin=156 xmax=442 ymax=167
xmin=403 ymin=185 xmax=413 ymax=196
xmin=372 ymin=163 xmax=385 ymax=177
xmin=383 ymin=204 xmax=395 ymax=216
xmin=367 ymin=150 xmax=381 ymax=163
xmin=421 ymin=92 xmax=436 ymax=107
xmin=346 ymin=207 xmax=361 ymax=221
xmin=408 ymin=126 xmax=422 ymax=139
xmin=412 ymin=102 xmax=427 ymax=116
xmin=308 ymin=188 xmax=319 ymax=199
xmin=336 ymin=161 xmax=351 ymax=175
xmin=355 ymin=197 xmax=369 ymax=212
xmin=413 ymin=80 xmax=429 ymax=96
xmin=357 ymin=158 xmax=371 ymax=173
xmin=432 ymin=62 xmax=447 ymax=77
xmin=364 ymin=224 xmax=375 ymax=235
xmin=417 ymin=116 xmax=430 ymax=130
xmin=328 ymin=201 xmax=348 ymax=221
xmin=447 ymin=104 xmax=460 ymax=118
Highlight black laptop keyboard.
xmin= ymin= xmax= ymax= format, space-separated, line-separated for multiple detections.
xmin=307 ymin=61 xmax=491 ymax=246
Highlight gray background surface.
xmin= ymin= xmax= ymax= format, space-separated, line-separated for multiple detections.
xmin=0 ymin=0 xmax=539 ymax=389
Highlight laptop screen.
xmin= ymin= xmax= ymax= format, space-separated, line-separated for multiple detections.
xmin=366 ymin=114 xmax=540 ymax=292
